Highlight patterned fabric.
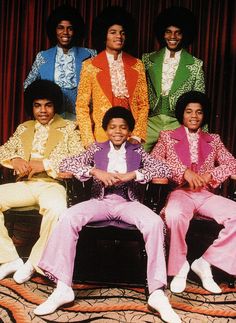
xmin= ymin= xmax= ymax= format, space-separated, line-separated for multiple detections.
xmin=151 ymin=126 xmax=236 ymax=188
xmin=106 ymin=52 xmax=129 ymax=98
xmin=0 ymin=114 xmax=84 ymax=178
xmin=54 ymin=47 xmax=77 ymax=89
xmin=76 ymin=51 xmax=149 ymax=147
xmin=59 ymin=141 xmax=171 ymax=201
xmin=142 ymin=48 xmax=205 ymax=116
xmin=142 ymin=48 xmax=205 ymax=152
xmin=161 ymin=48 xmax=181 ymax=96
xmin=24 ymin=46 xmax=96 ymax=115
xmin=31 ymin=121 xmax=50 ymax=158
xmin=185 ymin=127 xmax=199 ymax=164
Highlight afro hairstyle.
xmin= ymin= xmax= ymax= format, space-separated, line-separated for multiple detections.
xmin=46 ymin=4 xmax=85 ymax=46
xmin=154 ymin=6 xmax=197 ymax=47
xmin=24 ymin=80 xmax=63 ymax=117
xmin=175 ymin=91 xmax=210 ymax=127
xmin=102 ymin=106 xmax=135 ymax=132
xmin=92 ymin=6 xmax=135 ymax=53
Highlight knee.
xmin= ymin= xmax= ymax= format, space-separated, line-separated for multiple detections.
xmin=145 ymin=214 xmax=164 ymax=233
xmin=165 ymin=208 xmax=184 ymax=228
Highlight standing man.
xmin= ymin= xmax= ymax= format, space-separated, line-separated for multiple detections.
xmin=0 ymin=80 xmax=84 ymax=284
xmin=24 ymin=5 xmax=96 ymax=120
xmin=76 ymin=6 xmax=149 ymax=147
xmin=142 ymin=7 xmax=205 ymax=152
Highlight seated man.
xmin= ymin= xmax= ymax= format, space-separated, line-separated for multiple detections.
xmin=34 ymin=106 xmax=181 ymax=323
xmin=151 ymin=91 xmax=236 ymax=294
xmin=0 ymin=80 xmax=84 ymax=284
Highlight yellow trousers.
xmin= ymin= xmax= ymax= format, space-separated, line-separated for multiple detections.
xmin=0 ymin=181 xmax=66 ymax=272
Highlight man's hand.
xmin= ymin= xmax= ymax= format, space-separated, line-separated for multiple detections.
xmin=114 ymin=171 xmax=136 ymax=183
xmin=128 ymin=138 xmax=140 ymax=145
xmin=58 ymin=172 xmax=73 ymax=179
xmin=90 ymin=168 xmax=120 ymax=187
xmin=11 ymin=158 xmax=30 ymax=177
xmin=28 ymin=160 xmax=45 ymax=179
xmin=201 ymin=172 xmax=212 ymax=185
xmin=183 ymin=169 xmax=208 ymax=190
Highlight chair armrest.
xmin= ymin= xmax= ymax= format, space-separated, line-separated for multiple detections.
xmin=151 ymin=177 xmax=169 ymax=185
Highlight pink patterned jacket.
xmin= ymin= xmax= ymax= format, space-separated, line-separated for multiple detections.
xmin=151 ymin=126 xmax=236 ymax=189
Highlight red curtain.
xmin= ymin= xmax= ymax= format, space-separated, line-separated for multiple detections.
xmin=0 ymin=0 xmax=235 ymax=155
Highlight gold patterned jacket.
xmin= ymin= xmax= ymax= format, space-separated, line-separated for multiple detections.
xmin=0 ymin=114 xmax=84 ymax=181
xmin=76 ymin=50 xmax=149 ymax=147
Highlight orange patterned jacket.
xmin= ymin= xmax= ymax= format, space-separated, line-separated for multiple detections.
xmin=76 ymin=50 xmax=149 ymax=147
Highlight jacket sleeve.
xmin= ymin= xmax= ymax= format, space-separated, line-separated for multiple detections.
xmin=76 ymin=60 xmax=95 ymax=147
xmin=59 ymin=143 xmax=98 ymax=179
xmin=48 ymin=122 xmax=85 ymax=176
xmin=137 ymin=146 xmax=172 ymax=182
xmin=131 ymin=60 xmax=149 ymax=142
xmin=0 ymin=125 xmax=26 ymax=168
xmin=151 ymin=131 xmax=187 ymax=184
xmin=207 ymin=134 xmax=236 ymax=187
xmin=24 ymin=52 xmax=44 ymax=89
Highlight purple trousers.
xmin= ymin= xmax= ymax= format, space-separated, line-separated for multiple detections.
xmin=39 ymin=194 xmax=167 ymax=293
xmin=165 ymin=189 xmax=236 ymax=276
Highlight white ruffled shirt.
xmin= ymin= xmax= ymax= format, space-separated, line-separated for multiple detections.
xmin=161 ymin=48 xmax=181 ymax=96
xmin=185 ymin=127 xmax=200 ymax=164
xmin=106 ymin=51 xmax=129 ymax=98
xmin=107 ymin=142 xmax=143 ymax=181
xmin=54 ymin=46 xmax=76 ymax=89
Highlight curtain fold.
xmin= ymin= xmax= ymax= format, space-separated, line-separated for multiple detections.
xmin=0 ymin=0 xmax=235 ymax=155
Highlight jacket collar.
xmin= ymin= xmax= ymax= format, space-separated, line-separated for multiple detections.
xmin=41 ymin=46 xmax=92 ymax=82
xmin=20 ymin=114 xmax=68 ymax=160
xmin=171 ymin=125 xmax=213 ymax=169
xmin=92 ymin=50 xmax=139 ymax=104
xmin=94 ymin=140 xmax=141 ymax=172
xmin=147 ymin=48 xmax=195 ymax=97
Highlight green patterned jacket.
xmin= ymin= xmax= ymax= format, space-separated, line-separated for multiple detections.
xmin=142 ymin=48 xmax=205 ymax=117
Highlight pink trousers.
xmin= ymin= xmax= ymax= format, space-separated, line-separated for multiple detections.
xmin=165 ymin=188 xmax=236 ymax=276
xmin=39 ymin=194 xmax=167 ymax=293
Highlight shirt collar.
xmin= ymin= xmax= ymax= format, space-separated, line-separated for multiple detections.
xmin=164 ymin=47 xmax=182 ymax=60
xmin=184 ymin=126 xmax=200 ymax=136
xmin=35 ymin=118 xmax=54 ymax=129
xmin=109 ymin=141 xmax=126 ymax=153
xmin=56 ymin=46 xmax=74 ymax=56
xmin=106 ymin=51 xmax=123 ymax=64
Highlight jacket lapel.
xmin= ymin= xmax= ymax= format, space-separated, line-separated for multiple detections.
xmin=40 ymin=47 xmax=57 ymax=81
xmin=147 ymin=49 xmax=165 ymax=98
xmin=122 ymin=52 xmax=139 ymax=102
xmin=198 ymin=131 xmax=213 ymax=169
xmin=171 ymin=126 xmax=192 ymax=167
xmin=172 ymin=126 xmax=213 ymax=170
xmin=20 ymin=122 xmax=35 ymax=160
xmin=125 ymin=142 xmax=141 ymax=171
xmin=44 ymin=115 xmax=66 ymax=157
xmin=92 ymin=51 xmax=113 ymax=104
xmin=170 ymin=50 xmax=194 ymax=94
xmin=94 ymin=141 xmax=141 ymax=172
xmin=94 ymin=141 xmax=110 ymax=171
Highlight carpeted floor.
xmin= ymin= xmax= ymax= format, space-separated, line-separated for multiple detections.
xmin=0 ymin=275 xmax=236 ymax=323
